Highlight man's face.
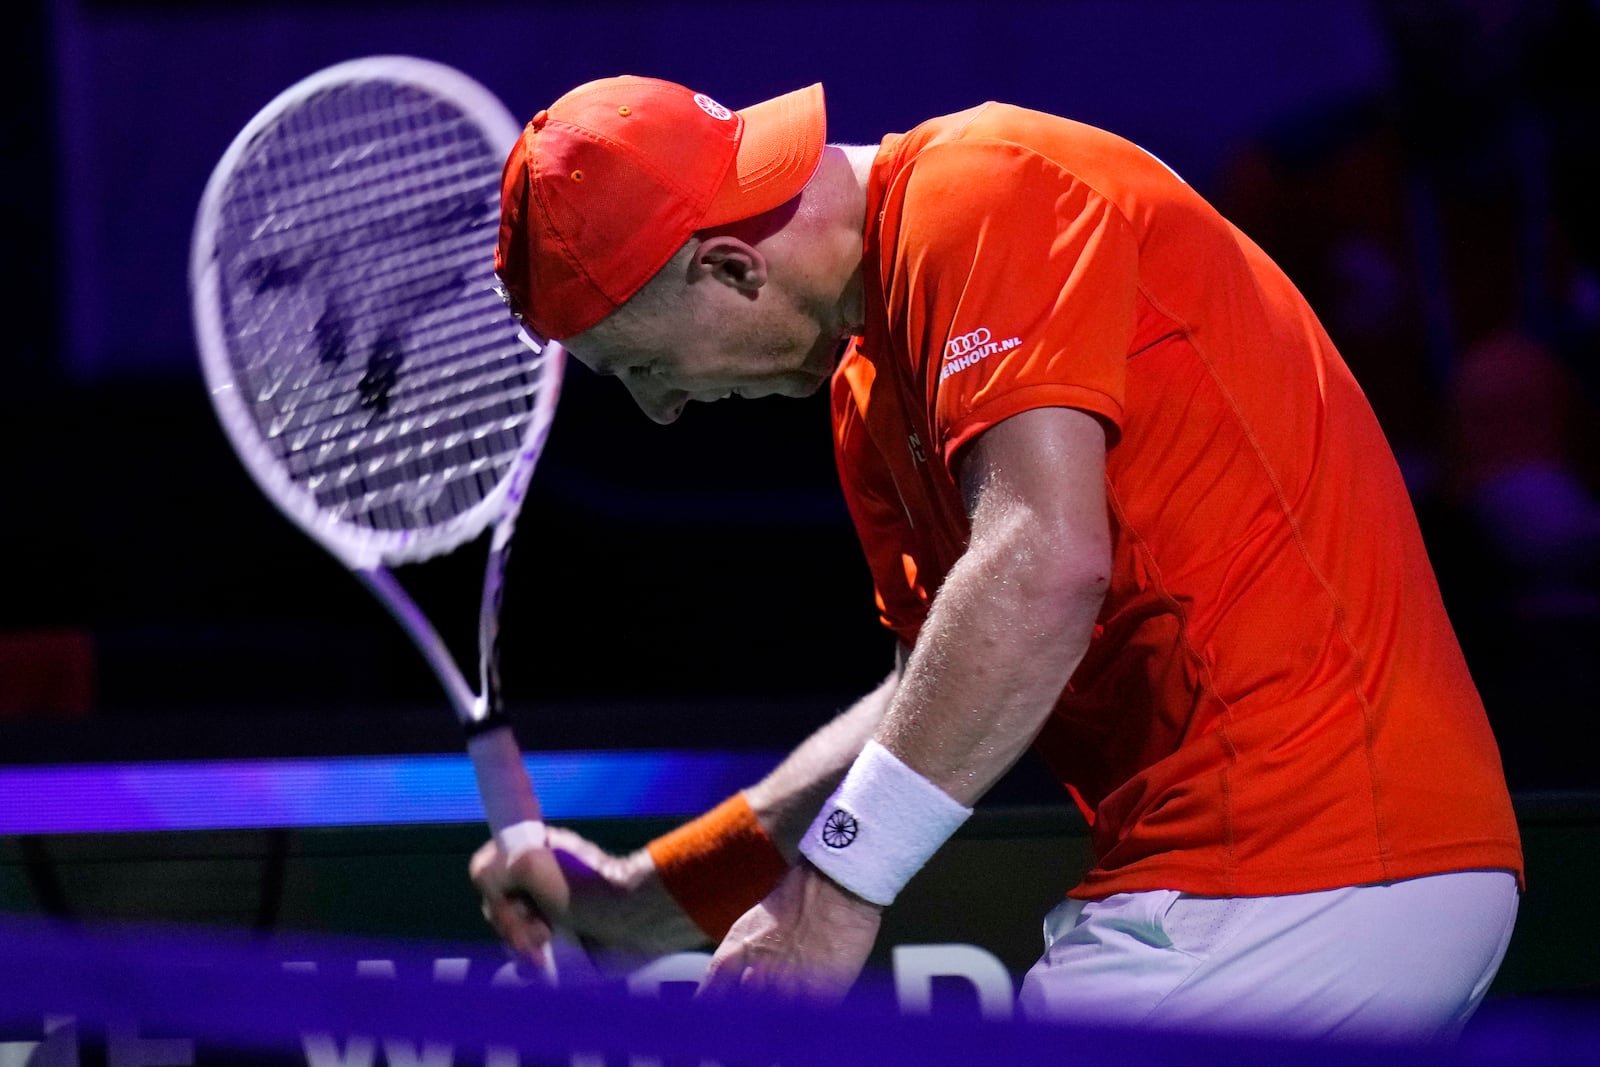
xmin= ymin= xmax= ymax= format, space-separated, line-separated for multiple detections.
xmin=564 ymin=289 xmax=840 ymax=424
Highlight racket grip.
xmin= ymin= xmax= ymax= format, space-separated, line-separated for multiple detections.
xmin=466 ymin=725 xmax=562 ymax=983
xmin=466 ymin=724 xmax=547 ymax=862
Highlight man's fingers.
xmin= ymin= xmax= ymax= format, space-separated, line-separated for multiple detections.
xmin=480 ymin=889 xmax=537 ymax=949
xmin=504 ymin=843 xmax=573 ymax=918
xmin=738 ymin=960 xmax=770 ymax=996
xmin=480 ymin=886 xmax=519 ymax=931
xmin=468 ymin=838 xmax=503 ymax=886
xmin=700 ymin=950 xmax=842 ymax=1005
xmin=697 ymin=941 xmax=749 ymax=999
xmin=482 ymin=892 xmax=554 ymax=963
xmin=511 ymin=913 xmax=556 ymax=965
xmin=471 ymin=839 xmax=564 ymax=967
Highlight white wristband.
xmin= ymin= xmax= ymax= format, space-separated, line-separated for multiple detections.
xmin=799 ymin=740 xmax=973 ymax=906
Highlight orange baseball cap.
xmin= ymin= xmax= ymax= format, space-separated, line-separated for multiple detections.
xmin=496 ymin=76 xmax=827 ymax=341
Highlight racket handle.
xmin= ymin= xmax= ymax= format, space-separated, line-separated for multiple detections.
xmin=467 ymin=724 xmax=561 ymax=981
xmin=466 ymin=724 xmax=547 ymax=862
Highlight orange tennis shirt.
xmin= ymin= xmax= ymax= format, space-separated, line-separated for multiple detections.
xmin=834 ymin=104 xmax=1524 ymax=900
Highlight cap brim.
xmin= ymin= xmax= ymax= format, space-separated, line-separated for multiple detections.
xmin=704 ymin=83 xmax=827 ymax=227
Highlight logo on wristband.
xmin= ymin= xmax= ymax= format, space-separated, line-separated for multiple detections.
xmin=821 ymin=809 xmax=859 ymax=848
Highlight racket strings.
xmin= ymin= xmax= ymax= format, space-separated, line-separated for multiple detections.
xmin=279 ymin=345 xmax=545 ymax=526
xmin=289 ymin=370 xmax=547 ymax=511
xmin=210 ymin=77 xmax=546 ymax=534
xmin=273 ymin=298 xmax=530 ymax=436
xmin=280 ymin=313 xmax=543 ymax=455
xmin=277 ymin=339 xmax=546 ymax=528
xmin=230 ymin=183 xmax=492 ymax=306
xmin=235 ymin=141 xmax=494 ymax=228
xmin=232 ymin=88 xmax=478 ymax=204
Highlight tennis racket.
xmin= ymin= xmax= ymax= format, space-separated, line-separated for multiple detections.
xmin=189 ymin=56 xmax=563 ymax=957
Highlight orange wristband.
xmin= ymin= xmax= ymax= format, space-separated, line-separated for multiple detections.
xmin=646 ymin=792 xmax=789 ymax=942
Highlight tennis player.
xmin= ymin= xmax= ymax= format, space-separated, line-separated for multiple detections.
xmin=474 ymin=76 xmax=1524 ymax=1043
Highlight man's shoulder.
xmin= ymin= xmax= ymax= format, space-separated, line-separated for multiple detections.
xmin=893 ymin=102 xmax=1128 ymax=168
xmin=878 ymin=103 xmax=1168 ymax=220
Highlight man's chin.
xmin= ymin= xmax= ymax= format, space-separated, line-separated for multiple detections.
xmin=780 ymin=373 xmax=830 ymax=398
xmin=727 ymin=375 xmax=821 ymax=401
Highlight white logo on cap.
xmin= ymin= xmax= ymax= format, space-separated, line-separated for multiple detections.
xmin=693 ymin=94 xmax=734 ymax=121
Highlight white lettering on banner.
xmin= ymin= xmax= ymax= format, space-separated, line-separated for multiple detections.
xmin=22 ymin=945 xmax=1021 ymax=1066
xmin=316 ymin=961 xmax=453 ymax=1067
xmin=626 ymin=952 xmax=715 ymax=997
xmin=376 ymin=1041 xmax=454 ymax=1067
xmin=892 ymin=944 xmax=1015 ymax=1020
xmin=301 ymin=1033 xmax=377 ymax=1067
xmin=300 ymin=1030 xmax=456 ymax=1067
xmin=489 ymin=960 xmax=539 ymax=988
xmin=431 ymin=958 xmax=471 ymax=984
xmin=4 ymin=1018 xmax=195 ymax=1067
xmin=624 ymin=953 xmax=721 ymax=1067
xmin=108 ymin=1024 xmax=196 ymax=1067
xmin=290 ymin=959 xmax=632 ymax=1067
xmin=939 ymin=326 xmax=1022 ymax=382
xmin=0 ymin=1016 xmax=76 ymax=1067
xmin=626 ymin=947 xmax=1017 ymax=1018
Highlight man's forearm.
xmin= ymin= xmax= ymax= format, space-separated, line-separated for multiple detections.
xmin=745 ymin=666 xmax=902 ymax=859
xmin=875 ymin=508 xmax=1105 ymax=807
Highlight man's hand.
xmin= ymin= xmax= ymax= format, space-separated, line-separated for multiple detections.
xmin=470 ymin=826 xmax=706 ymax=965
xmin=471 ymin=836 xmax=569 ymax=966
xmin=699 ymin=861 xmax=882 ymax=1004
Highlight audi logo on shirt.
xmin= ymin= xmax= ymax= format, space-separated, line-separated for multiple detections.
xmin=944 ymin=327 xmax=992 ymax=358
xmin=940 ymin=326 xmax=1021 ymax=381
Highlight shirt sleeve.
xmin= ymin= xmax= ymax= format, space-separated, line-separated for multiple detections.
xmin=882 ymin=139 xmax=1138 ymax=475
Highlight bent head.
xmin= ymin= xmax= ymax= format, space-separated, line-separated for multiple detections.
xmin=495 ymin=76 xmax=844 ymax=423
xmin=563 ymin=226 xmax=844 ymax=424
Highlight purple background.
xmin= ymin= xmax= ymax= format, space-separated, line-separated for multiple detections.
xmin=52 ymin=1 xmax=1387 ymax=379
xmin=3 ymin=1 xmax=1596 ymax=794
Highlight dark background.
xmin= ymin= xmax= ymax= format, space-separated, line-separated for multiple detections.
xmin=2 ymin=0 xmax=1597 ymax=790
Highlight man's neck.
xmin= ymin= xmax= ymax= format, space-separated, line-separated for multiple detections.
xmin=836 ymin=143 xmax=880 ymax=191
xmin=828 ymin=143 xmax=880 ymax=333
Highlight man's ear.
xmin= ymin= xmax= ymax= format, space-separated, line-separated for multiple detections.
xmin=691 ymin=236 xmax=768 ymax=294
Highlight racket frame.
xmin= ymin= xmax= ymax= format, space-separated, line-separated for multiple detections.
xmin=188 ymin=55 xmax=562 ymax=867
xmin=190 ymin=55 xmax=534 ymax=573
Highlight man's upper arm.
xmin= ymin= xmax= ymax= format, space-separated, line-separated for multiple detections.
xmin=955 ymin=405 xmax=1112 ymax=591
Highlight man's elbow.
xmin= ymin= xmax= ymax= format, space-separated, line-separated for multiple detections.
xmin=1004 ymin=534 xmax=1110 ymax=628
xmin=1043 ymin=555 xmax=1110 ymax=621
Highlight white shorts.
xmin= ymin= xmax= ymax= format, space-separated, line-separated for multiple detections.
xmin=1017 ymin=870 xmax=1519 ymax=1044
